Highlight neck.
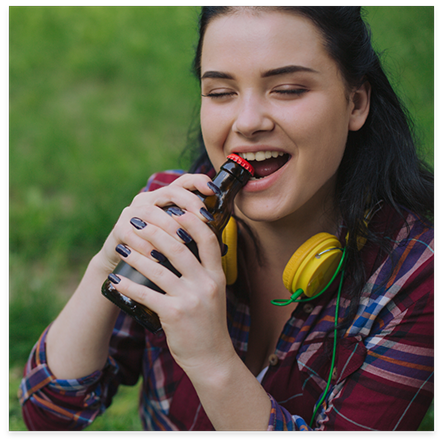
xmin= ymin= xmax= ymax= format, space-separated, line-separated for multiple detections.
xmin=236 ymin=192 xmax=340 ymax=276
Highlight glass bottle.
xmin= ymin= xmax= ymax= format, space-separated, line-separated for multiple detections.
xmin=101 ymin=154 xmax=254 ymax=332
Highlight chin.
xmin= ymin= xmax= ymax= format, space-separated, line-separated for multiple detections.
xmin=235 ymin=198 xmax=292 ymax=224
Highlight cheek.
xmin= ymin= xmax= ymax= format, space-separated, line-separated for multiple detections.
xmin=200 ymin=104 xmax=231 ymax=161
xmin=290 ymin=98 xmax=350 ymax=168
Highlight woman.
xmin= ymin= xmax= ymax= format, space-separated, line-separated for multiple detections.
xmin=19 ymin=6 xmax=433 ymax=431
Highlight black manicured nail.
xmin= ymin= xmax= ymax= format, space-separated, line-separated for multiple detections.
xmin=108 ymin=273 xmax=121 ymax=284
xmin=222 ymin=243 xmax=228 ymax=257
xmin=151 ymin=249 xmax=167 ymax=263
xmin=116 ymin=244 xmax=131 ymax=258
xmin=130 ymin=217 xmax=147 ymax=230
xmin=207 ymin=182 xmax=221 ymax=196
xmin=200 ymin=207 xmax=214 ymax=222
xmin=166 ymin=206 xmax=185 ymax=217
xmin=177 ymin=228 xmax=193 ymax=244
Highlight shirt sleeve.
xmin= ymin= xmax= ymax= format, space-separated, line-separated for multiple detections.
xmin=267 ymin=395 xmax=309 ymax=430
xmin=18 ymin=171 xmax=183 ymax=431
xmin=19 ymin=311 xmax=146 ymax=431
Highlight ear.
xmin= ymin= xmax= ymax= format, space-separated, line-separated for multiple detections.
xmin=348 ymin=81 xmax=371 ymax=132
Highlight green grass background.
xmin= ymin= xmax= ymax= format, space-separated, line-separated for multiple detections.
xmin=9 ymin=6 xmax=434 ymax=431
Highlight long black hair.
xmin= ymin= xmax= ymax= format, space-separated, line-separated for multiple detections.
xmin=187 ymin=6 xmax=433 ymax=318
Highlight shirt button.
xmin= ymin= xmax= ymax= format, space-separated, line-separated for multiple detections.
xmin=331 ymin=367 xmax=338 ymax=381
xmin=268 ymin=354 xmax=279 ymax=366
xmin=303 ymin=303 xmax=314 ymax=314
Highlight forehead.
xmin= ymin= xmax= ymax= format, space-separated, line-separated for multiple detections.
xmin=201 ymin=11 xmax=329 ymax=73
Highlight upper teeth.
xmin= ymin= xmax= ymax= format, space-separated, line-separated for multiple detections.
xmin=238 ymin=151 xmax=285 ymax=162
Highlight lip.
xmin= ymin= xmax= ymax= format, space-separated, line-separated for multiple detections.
xmin=240 ymin=151 xmax=293 ymax=193
xmin=225 ymin=146 xmax=291 ymax=192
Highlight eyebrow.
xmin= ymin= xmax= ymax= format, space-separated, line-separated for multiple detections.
xmin=201 ymin=65 xmax=319 ymax=80
xmin=262 ymin=65 xmax=319 ymax=77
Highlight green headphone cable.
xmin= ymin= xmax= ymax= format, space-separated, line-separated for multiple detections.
xmin=309 ymin=250 xmax=346 ymax=428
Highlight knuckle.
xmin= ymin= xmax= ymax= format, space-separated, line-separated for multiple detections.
xmin=166 ymin=304 xmax=183 ymax=323
xmin=193 ymin=226 xmax=218 ymax=249
xmin=169 ymin=240 xmax=187 ymax=257
xmin=120 ymin=226 xmax=139 ymax=246
xmin=203 ymin=228 xmax=218 ymax=244
xmin=174 ymin=172 xmax=194 ymax=184
xmin=204 ymin=278 xmax=219 ymax=298
xmin=131 ymin=285 xmax=151 ymax=306
xmin=131 ymin=193 xmax=145 ymax=205
xmin=119 ymin=205 xmax=132 ymax=222
xmin=150 ymin=262 xmax=168 ymax=281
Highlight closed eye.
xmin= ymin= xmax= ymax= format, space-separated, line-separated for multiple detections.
xmin=273 ymin=88 xmax=307 ymax=96
xmin=201 ymin=92 xmax=236 ymax=99
xmin=201 ymin=88 xmax=307 ymax=99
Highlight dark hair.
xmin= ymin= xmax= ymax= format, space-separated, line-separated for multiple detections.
xmin=187 ymin=6 xmax=433 ymax=325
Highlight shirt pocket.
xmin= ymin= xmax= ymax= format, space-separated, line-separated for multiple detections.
xmin=333 ymin=335 xmax=367 ymax=384
xmin=300 ymin=335 xmax=367 ymax=387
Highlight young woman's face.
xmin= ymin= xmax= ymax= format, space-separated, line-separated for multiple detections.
xmin=200 ymin=11 xmax=368 ymax=224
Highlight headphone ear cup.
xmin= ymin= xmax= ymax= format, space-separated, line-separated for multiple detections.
xmin=221 ymin=216 xmax=238 ymax=285
xmin=282 ymin=233 xmax=343 ymax=297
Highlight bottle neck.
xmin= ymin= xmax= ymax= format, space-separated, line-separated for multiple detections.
xmin=211 ymin=168 xmax=246 ymax=196
xmin=199 ymin=163 xmax=251 ymax=237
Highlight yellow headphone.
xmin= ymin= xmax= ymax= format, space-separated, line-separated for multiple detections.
xmin=221 ymin=216 xmax=367 ymax=301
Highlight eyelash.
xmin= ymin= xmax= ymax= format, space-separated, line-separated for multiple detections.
xmin=201 ymin=89 xmax=307 ymax=99
xmin=274 ymin=88 xmax=307 ymax=95
xmin=201 ymin=92 xmax=235 ymax=98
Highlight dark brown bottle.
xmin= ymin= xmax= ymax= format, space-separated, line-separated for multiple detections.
xmin=101 ymin=154 xmax=254 ymax=333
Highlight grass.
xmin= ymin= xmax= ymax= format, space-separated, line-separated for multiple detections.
xmin=9 ymin=6 xmax=434 ymax=431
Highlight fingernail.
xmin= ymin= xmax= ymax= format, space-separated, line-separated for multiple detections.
xmin=177 ymin=228 xmax=193 ymax=244
xmin=207 ymin=182 xmax=221 ymax=195
xmin=200 ymin=207 xmax=214 ymax=222
xmin=222 ymin=243 xmax=228 ymax=257
xmin=130 ymin=217 xmax=147 ymax=230
xmin=166 ymin=206 xmax=185 ymax=217
xmin=108 ymin=273 xmax=121 ymax=284
xmin=151 ymin=249 xmax=166 ymax=263
xmin=116 ymin=244 xmax=131 ymax=258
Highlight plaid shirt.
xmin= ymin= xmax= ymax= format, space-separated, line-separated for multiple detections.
xmin=19 ymin=170 xmax=434 ymax=431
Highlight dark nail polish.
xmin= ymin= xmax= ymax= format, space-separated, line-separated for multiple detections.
xmin=166 ymin=206 xmax=185 ymax=217
xmin=177 ymin=228 xmax=193 ymax=244
xmin=130 ymin=217 xmax=147 ymax=230
xmin=222 ymin=243 xmax=228 ymax=257
xmin=200 ymin=207 xmax=214 ymax=222
xmin=116 ymin=244 xmax=131 ymax=257
xmin=108 ymin=273 xmax=121 ymax=284
xmin=207 ymin=181 xmax=221 ymax=196
xmin=151 ymin=249 xmax=166 ymax=263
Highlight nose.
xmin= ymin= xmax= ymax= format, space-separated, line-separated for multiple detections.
xmin=232 ymin=94 xmax=274 ymax=138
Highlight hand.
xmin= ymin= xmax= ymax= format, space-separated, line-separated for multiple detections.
xmin=96 ymin=173 xmax=215 ymax=272
xmin=100 ymin=173 xmax=237 ymax=375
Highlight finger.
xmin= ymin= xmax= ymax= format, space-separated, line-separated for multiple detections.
xmin=130 ymin=172 xmax=221 ymax=229
xmin=113 ymin=242 xmax=182 ymax=297
xmin=127 ymin=204 xmax=199 ymax=257
xmin=171 ymin=210 xmax=224 ymax=275
xmin=108 ymin=272 xmax=171 ymax=318
xmin=172 ymin=173 xmax=216 ymax=197
xmin=113 ymin=208 xmax=155 ymax=258
xmin=131 ymin=180 xmax=213 ymax=223
xmin=117 ymin=223 xmax=203 ymax=295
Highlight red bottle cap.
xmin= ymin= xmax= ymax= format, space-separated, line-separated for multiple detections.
xmin=227 ymin=154 xmax=255 ymax=176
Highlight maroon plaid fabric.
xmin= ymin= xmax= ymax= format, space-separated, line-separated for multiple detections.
xmin=20 ymin=170 xmax=434 ymax=431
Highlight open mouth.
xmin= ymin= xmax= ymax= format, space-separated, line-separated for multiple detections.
xmin=237 ymin=151 xmax=290 ymax=180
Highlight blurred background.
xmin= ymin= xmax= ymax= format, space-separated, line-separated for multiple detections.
xmin=9 ymin=6 xmax=434 ymax=431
